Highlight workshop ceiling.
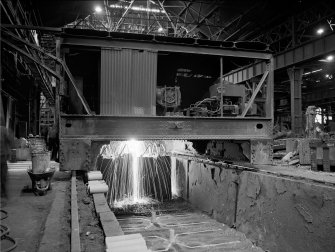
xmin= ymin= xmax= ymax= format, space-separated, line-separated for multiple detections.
xmin=32 ymin=0 xmax=333 ymax=43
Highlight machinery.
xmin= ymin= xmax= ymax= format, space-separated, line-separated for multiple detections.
xmin=156 ymin=86 xmax=181 ymax=115
xmin=187 ymin=81 xmax=246 ymax=117
xmin=58 ymin=29 xmax=273 ymax=171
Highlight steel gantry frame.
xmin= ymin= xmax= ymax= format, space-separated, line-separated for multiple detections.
xmin=57 ymin=29 xmax=275 ymax=170
xmin=63 ymin=0 xmax=335 ymax=50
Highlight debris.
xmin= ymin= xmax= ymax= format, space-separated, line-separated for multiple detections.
xmin=86 ymin=231 xmax=90 ymax=236
xmin=289 ymin=159 xmax=300 ymax=165
xmin=82 ymin=198 xmax=90 ymax=205
xmin=273 ymin=143 xmax=285 ymax=151
xmin=88 ymin=220 xmax=99 ymax=226
xmin=282 ymin=151 xmax=295 ymax=162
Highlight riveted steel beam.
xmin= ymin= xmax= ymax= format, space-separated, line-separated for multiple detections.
xmin=222 ymin=32 xmax=335 ymax=83
xmin=1 ymin=23 xmax=62 ymax=32
xmin=61 ymin=36 xmax=272 ymax=59
xmin=60 ymin=115 xmax=272 ymax=141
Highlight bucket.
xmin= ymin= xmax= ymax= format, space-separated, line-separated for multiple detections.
xmin=32 ymin=151 xmax=50 ymax=174
xmin=29 ymin=137 xmax=46 ymax=153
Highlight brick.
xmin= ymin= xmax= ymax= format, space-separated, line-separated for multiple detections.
xmin=95 ymin=204 xmax=110 ymax=213
xmin=105 ymin=234 xmax=142 ymax=243
xmin=99 ymin=211 xmax=117 ymax=222
xmin=102 ymin=221 xmax=124 ymax=237
xmin=93 ymin=195 xmax=108 ymax=206
xmin=106 ymin=247 xmax=148 ymax=252
xmin=106 ymin=237 xmax=145 ymax=250
xmin=93 ymin=193 xmax=106 ymax=202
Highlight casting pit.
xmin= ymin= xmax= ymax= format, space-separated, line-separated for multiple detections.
xmin=113 ymin=199 xmax=264 ymax=252
xmin=94 ymin=140 xmax=335 ymax=252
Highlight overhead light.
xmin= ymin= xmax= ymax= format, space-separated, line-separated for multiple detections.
xmin=95 ymin=6 xmax=103 ymax=13
xmin=109 ymin=4 xmax=163 ymax=13
xmin=326 ymin=55 xmax=334 ymax=61
xmin=303 ymin=68 xmax=322 ymax=76
xmin=319 ymin=55 xmax=334 ymax=62
xmin=326 ymin=74 xmax=330 ymax=78
xmin=158 ymin=27 xmax=164 ymax=32
xmin=316 ymin=28 xmax=324 ymax=35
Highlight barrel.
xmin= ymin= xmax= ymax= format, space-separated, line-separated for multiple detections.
xmin=29 ymin=137 xmax=47 ymax=153
xmin=32 ymin=151 xmax=50 ymax=174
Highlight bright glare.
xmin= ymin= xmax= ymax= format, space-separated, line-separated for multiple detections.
xmin=127 ymin=139 xmax=141 ymax=201
xmin=158 ymin=27 xmax=164 ymax=32
xmin=95 ymin=6 xmax=103 ymax=13
xmin=127 ymin=139 xmax=142 ymax=157
xmin=316 ymin=28 xmax=324 ymax=35
xmin=326 ymin=55 xmax=334 ymax=61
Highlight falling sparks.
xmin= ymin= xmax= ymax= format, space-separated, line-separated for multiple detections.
xmin=98 ymin=140 xmax=171 ymax=207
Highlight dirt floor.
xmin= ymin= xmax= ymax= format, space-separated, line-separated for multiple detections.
xmin=76 ymin=174 xmax=105 ymax=252
xmin=0 ymin=168 xmax=71 ymax=252
xmin=113 ymin=199 xmax=264 ymax=252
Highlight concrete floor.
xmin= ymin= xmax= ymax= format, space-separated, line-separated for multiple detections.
xmin=116 ymin=200 xmax=264 ymax=252
xmin=0 ymin=163 xmax=70 ymax=252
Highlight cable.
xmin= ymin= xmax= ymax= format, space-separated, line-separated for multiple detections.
xmin=1 ymin=235 xmax=18 ymax=252
xmin=0 ymin=211 xmax=18 ymax=251
xmin=1 ymin=210 xmax=8 ymax=220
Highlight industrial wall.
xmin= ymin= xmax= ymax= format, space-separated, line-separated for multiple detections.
xmin=174 ymin=158 xmax=335 ymax=252
xmin=100 ymin=48 xmax=157 ymax=116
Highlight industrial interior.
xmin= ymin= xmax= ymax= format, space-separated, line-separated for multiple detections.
xmin=1 ymin=0 xmax=335 ymax=251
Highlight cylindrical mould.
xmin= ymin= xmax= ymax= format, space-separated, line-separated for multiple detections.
xmin=89 ymin=183 xmax=108 ymax=194
xmin=88 ymin=170 xmax=102 ymax=174
xmin=88 ymin=180 xmax=106 ymax=186
xmin=87 ymin=172 xmax=103 ymax=181
xmin=29 ymin=137 xmax=47 ymax=153
xmin=31 ymin=151 xmax=50 ymax=174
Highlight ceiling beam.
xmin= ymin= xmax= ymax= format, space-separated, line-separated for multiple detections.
xmin=222 ymin=32 xmax=335 ymax=83
xmin=62 ymin=35 xmax=272 ymax=59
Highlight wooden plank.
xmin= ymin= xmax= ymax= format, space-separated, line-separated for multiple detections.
xmin=71 ymin=171 xmax=81 ymax=252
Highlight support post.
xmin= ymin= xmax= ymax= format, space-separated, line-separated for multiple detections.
xmin=220 ymin=57 xmax=223 ymax=117
xmin=240 ymin=70 xmax=269 ymax=117
xmin=266 ymin=57 xmax=274 ymax=121
xmin=55 ymin=38 xmax=61 ymax=134
xmin=287 ymin=67 xmax=303 ymax=135
xmin=5 ymin=97 xmax=12 ymax=129
xmin=29 ymin=81 xmax=40 ymax=135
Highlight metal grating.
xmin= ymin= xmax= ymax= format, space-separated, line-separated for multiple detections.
xmin=100 ymin=48 xmax=157 ymax=115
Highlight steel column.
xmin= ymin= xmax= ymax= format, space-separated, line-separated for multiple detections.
xmin=287 ymin=67 xmax=304 ymax=135
xmin=55 ymin=38 xmax=61 ymax=134
xmin=266 ymin=57 xmax=274 ymax=120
